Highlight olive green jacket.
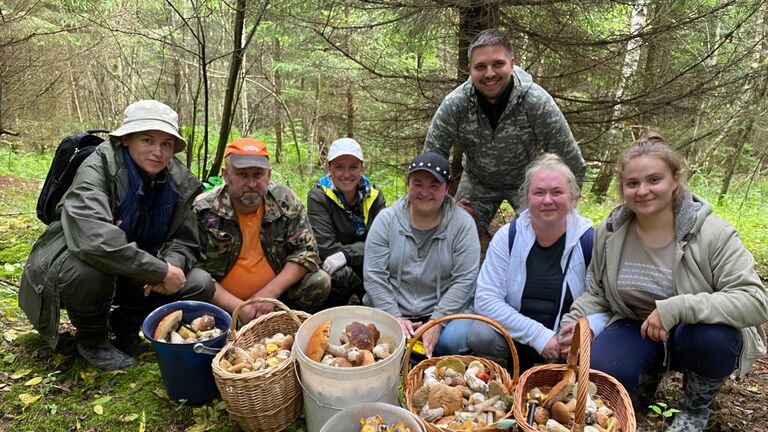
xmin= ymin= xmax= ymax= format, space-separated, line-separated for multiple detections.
xmin=562 ymin=193 xmax=768 ymax=377
xmin=19 ymin=140 xmax=202 ymax=348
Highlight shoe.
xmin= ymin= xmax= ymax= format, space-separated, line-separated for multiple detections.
xmin=110 ymin=308 xmax=150 ymax=356
xmin=76 ymin=338 xmax=136 ymax=370
xmin=665 ymin=371 xmax=725 ymax=432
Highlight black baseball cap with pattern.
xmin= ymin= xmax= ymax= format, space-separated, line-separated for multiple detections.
xmin=408 ymin=152 xmax=451 ymax=183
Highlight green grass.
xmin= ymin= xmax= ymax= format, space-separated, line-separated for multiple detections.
xmin=0 ymin=141 xmax=766 ymax=430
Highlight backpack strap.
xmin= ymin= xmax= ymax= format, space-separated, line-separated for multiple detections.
xmin=508 ymin=218 xmax=594 ymax=269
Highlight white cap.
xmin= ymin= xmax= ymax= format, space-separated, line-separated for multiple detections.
xmin=328 ymin=138 xmax=364 ymax=163
xmin=109 ymin=100 xmax=186 ymax=153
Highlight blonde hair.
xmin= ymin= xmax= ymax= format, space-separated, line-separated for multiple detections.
xmin=616 ymin=132 xmax=684 ymax=203
xmin=517 ymin=153 xmax=580 ymax=209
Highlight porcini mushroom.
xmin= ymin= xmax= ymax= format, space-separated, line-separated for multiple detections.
xmin=306 ymin=320 xmax=332 ymax=362
xmin=428 ymin=383 xmax=463 ymax=414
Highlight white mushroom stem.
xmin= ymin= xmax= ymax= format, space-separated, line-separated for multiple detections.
xmin=492 ymin=400 xmax=508 ymax=412
xmin=467 ymin=395 xmax=499 ymax=412
xmin=372 ymin=343 xmax=391 ymax=359
xmin=419 ymin=404 xmax=445 ymax=422
xmin=546 ymin=419 xmax=571 ymax=432
xmin=326 ymin=343 xmax=348 ymax=358
xmin=346 ymin=347 xmax=361 ymax=362
xmin=320 ymin=354 xmax=334 ymax=366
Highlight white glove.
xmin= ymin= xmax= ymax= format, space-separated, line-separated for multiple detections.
xmin=322 ymin=251 xmax=347 ymax=275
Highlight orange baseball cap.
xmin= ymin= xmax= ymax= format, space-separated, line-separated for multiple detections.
xmin=224 ymin=138 xmax=270 ymax=169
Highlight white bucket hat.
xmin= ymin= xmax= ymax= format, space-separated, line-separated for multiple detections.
xmin=327 ymin=138 xmax=364 ymax=163
xmin=109 ymin=100 xmax=187 ymax=153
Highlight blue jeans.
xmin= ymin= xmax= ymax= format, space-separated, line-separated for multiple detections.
xmin=590 ymin=319 xmax=742 ymax=396
xmin=433 ymin=319 xmax=473 ymax=356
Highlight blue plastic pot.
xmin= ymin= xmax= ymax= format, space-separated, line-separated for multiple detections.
xmin=142 ymin=300 xmax=230 ymax=404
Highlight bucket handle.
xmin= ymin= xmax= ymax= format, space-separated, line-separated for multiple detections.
xmin=192 ymin=343 xmax=221 ymax=355
xmin=294 ymin=363 xmax=401 ymax=411
xmin=227 ymin=297 xmax=303 ymax=344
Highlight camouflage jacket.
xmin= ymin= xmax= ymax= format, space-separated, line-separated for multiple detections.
xmin=424 ymin=65 xmax=585 ymax=190
xmin=194 ymin=183 xmax=321 ymax=280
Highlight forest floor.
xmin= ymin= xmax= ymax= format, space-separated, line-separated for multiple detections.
xmin=0 ymin=174 xmax=767 ymax=431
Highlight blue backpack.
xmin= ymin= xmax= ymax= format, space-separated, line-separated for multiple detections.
xmin=507 ymin=219 xmax=594 ymax=268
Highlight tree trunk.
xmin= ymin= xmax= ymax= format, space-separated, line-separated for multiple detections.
xmin=209 ymin=0 xmax=249 ymax=179
xmin=273 ymin=37 xmax=284 ymax=163
xmin=717 ymin=3 xmax=767 ymax=204
xmin=344 ymin=3 xmax=354 ymax=138
xmin=591 ymin=1 xmax=648 ymax=200
xmin=449 ymin=4 xmax=499 ymax=195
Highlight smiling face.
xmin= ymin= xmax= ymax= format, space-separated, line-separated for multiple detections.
xmin=527 ymin=169 xmax=574 ymax=231
xmin=407 ymin=171 xmax=449 ymax=218
xmin=122 ymin=130 xmax=176 ymax=177
xmin=469 ymin=44 xmax=515 ymax=104
xmin=621 ymin=155 xmax=680 ymax=220
xmin=223 ymin=163 xmax=271 ymax=213
xmin=328 ymin=155 xmax=363 ymax=200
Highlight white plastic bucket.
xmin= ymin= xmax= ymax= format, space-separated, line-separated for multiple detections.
xmin=319 ymin=402 xmax=426 ymax=432
xmin=295 ymin=306 xmax=406 ymax=432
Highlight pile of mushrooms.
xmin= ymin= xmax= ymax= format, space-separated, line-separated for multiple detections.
xmin=153 ymin=310 xmax=223 ymax=344
xmin=306 ymin=320 xmax=397 ymax=367
xmin=219 ymin=332 xmax=295 ymax=374
xmin=526 ymin=369 xmax=621 ymax=432
xmin=359 ymin=415 xmax=412 ymax=432
xmin=411 ymin=358 xmax=511 ymax=429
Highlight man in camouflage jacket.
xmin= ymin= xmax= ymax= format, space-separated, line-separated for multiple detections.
xmin=424 ymin=29 xmax=586 ymax=235
xmin=195 ymin=138 xmax=330 ymax=322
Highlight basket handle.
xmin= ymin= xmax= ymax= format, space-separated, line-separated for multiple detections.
xmin=226 ymin=297 xmax=303 ymax=344
xmin=401 ymin=313 xmax=520 ymax=386
xmin=564 ymin=317 xmax=592 ymax=431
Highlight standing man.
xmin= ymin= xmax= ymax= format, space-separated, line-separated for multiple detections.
xmin=424 ymin=29 xmax=586 ymax=235
xmin=195 ymin=138 xmax=331 ymax=322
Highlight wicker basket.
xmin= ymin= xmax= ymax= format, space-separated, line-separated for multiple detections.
xmin=211 ymin=298 xmax=310 ymax=432
xmin=513 ymin=317 xmax=636 ymax=432
xmin=403 ymin=313 xmax=520 ymax=432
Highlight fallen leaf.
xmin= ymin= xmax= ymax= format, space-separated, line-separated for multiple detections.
xmin=153 ymin=388 xmax=167 ymax=399
xmin=93 ymin=404 xmax=103 ymax=415
xmin=185 ymin=424 xmax=209 ymax=432
xmin=139 ymin=411 xmax=146 ymax=432
xmin=92 ymin=395 xmax=111 ymax=405
xmin=3 ymin=330 xmax=17 ymax=342
xmin=80 ymin=371 xmax=96 ymax=384
xmin=10 ymin=369 xmax=31 ymax=379
xmin=19 ymin=393 xmax=41 ymax=406
xmin=3 ymin=353 xmax=16 ymax=364
xmin=121 ymin=413 xmax=139 ymax=422
xmin=24 ymin=376 xmax=43 ymax=386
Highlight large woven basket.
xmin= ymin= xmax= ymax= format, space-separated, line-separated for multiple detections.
xmin=403 ymin=313 xmax=520 ymax=432
xmin=513 ymin=317 xmax=636 ymax=432
xmin=211 ymin=298 xmax=310 ymax=432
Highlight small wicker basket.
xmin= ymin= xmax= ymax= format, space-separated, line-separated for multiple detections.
xmin=211 ymin=298 xmax=310 ymax=432
xmin=513 ymin=317 xmax=636 ymax=432
xmin=403 ymin=313 xmax=520 ymax=432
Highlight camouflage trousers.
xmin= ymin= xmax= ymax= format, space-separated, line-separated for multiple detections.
xmin=455 ymin=172 xmax=520 ymax=236
xmin=281 ymin=269 xmax=333 ymax=314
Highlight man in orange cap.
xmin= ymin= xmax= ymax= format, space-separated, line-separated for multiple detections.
xmin=195 ymin=138 xmax=331 ymax=322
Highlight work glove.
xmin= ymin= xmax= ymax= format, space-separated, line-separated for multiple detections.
xmin=322 ymin=251 xmax=347 ymax=275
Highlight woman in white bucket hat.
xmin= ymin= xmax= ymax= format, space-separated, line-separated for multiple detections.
xmin=20 ymin=100 xmax=214 ymax=370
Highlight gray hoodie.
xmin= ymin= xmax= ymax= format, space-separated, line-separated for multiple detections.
xmin=363 ymin=195 xmax=480 ymax=319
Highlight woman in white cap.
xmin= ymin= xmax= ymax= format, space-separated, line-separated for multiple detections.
xmin=307 ymin=138 xmax=386 ymax=307
xmin=364 ymin=152 xmax=479 ymax=357
xmin=20 ymin=100 xmax=214 ymax=370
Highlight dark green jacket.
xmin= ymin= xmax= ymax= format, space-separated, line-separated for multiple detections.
xmin=19 ymin=140 xmax=203 ymax=348
xmin=307 ymin=181 xmax=385 ymax=265
xmin=195 ymin=183 xmax=321 ymax=280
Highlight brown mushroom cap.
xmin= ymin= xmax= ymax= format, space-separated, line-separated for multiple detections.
xmin=306 ymin=320 xmax=332 ymax=362
xmin=331 ymin=357 xmax=353 ymax=367
xmin=353 ymin=350 xmax=376 ymax=367
xmin=428 ymin=383 xmax=463 ymax=415
xmin=345 ymin=321 xmax=375 ymax=351
xmin=550 ymin=401 xmax=572 ymax=425
xmin=154 ymin=310 xmax=183 ymax=341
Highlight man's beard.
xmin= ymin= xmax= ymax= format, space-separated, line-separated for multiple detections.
xmin=239 ymin=193 xmax=262 ymax=207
